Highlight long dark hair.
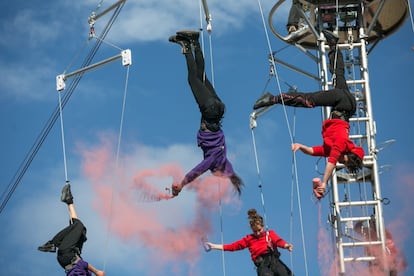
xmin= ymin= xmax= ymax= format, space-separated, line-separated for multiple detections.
xmin=346 ymin=152 xmax=363 ymax=174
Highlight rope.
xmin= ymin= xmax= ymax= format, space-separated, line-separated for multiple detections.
xmin=102 ymin=63 xmax=130 ymax=271
xmin=253 ymin=0 xmax=312 ymax=275
xmin=57 ymin=76 xmax=73 ymax=225
xmin=197 ymin=1 xmax=228 ymax=274
xmin=408 ymin=0 xmax=414 ymax=51
xmin=57 ymin=91 xmax=69 ymax=182
xmin=217 ymin=180 xmax=227 ymax=276
xmin=408 ymin=0 xmax=414 ymax=33
xmin=91 ymin=35 xmax=124 ymax=51
xmin=250 ymin=129 xmax=268 ymax=228
xmin=288 ymin=110 xmax=296 ymax=271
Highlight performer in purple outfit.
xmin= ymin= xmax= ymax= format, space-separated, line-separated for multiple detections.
xmin=168 ymin=30 xmax=243 ymax=197
xmin=38 ymin=184 xmax=105 ymax=276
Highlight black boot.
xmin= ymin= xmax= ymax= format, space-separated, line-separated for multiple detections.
xmin=61 ymin=183 xmax=73 ymax=205
xmin=253 ymin=92 xmax=276 ymax=110
xmin=38 ymin=241 xmax=56 ymax=253
xmin=168 ymin=35 xmax=191 ymax=54
xmin=322 ymin=29 xmax=339 ymax=49
xmin=176 ymin=30 xmax=200 ymax=47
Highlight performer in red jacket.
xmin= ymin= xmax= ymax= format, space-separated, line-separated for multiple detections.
xmin=206 ymin=209 xmax=293 ymax=276
xmin=253 ymin=30 xmax=364 ymax=199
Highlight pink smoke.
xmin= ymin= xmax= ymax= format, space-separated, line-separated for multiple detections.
xmin=313 ymin=164 xmax=413 ymax=275
xmin=79 ymin=138 xmax=239 ymax=274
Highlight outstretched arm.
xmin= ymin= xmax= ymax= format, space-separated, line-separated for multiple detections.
xmin=88 ymin=263 xmax=105 ymax=276
xmin=291 ymin=143 xmax=314 ymax=155
xmin=206 ymin=242 xmax=224 ymax=251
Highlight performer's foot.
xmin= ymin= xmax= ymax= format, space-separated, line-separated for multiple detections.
xmin=176 ymin=30 xmax=200 ymax=43
xmin=286 ymin=25 xmax=310 ymax=42
xmin=171 ymin=182 xmax=182 ymax=197
xmin=168 ymin=35 xmax=191 ymax=54
xmin=38 ymin=241 xmax=56 ymax=253
xmin=312 ymin=178 xmax=326 ymax=200
xmin=322 ymin=29 xmax=339 ymax=47
xmin=253 ymin=92 xmax=274 ymax=110
xmin=61 ymin=183 xmax=73 ymax=205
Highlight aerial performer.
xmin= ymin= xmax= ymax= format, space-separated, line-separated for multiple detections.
xmin=168 ymin=30 xmax=243 ymax=197
xmin=206 ymin=209 xmax=293 ymax=276
xmin=38 ymin=183 xmax=105 ymax=276
xmin=253 ymin=30 xmax=364 ymax=199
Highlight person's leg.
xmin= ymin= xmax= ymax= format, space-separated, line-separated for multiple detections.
xmin=184 ymin=52 xmax=214 ymax=109
xmin=272 ymin=259 xmax=292 ymax=276
xmin=55 ymin=218 xmax=87 ymax=269
xmin=256 ymin=261 xmax=273 ymax=276
xmin=253 ymin=89 xmax=339 ymax=110
xmin=194 ymin=44 xmax=217 ymax=97
xmin=54 ymin=184 xmax=86 ymax=252
xmin=329 ymin=49 xmax=346 ymax=90
xmin=328 ymin=49 xmax=356 ymax=115
xmin=56 ymin=218 xmax=86 ymax=252
xmin=38 ymin=183 xmax=75 ymax=253
xmin=287 ymin=0 xmax=302 ymax=33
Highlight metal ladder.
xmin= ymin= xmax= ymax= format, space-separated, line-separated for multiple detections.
xmin=316 ymin=3 xmax=389 ymax=275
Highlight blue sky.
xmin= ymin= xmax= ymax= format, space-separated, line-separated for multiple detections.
xmin=0 ymin=1 xmax=413 ymax=275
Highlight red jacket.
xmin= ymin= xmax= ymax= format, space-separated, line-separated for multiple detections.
xmin=312 ymin=119 xmax=360 ymax=164
xmin=222 ymin=230 xmax=288 ymax=261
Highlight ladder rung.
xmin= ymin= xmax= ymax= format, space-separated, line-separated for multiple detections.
xmin=327 ymin=79 xmax=366 ymax=86
xmin=336 ymin=200 xmax=379 ymax=207
xmin=349 ymin=134 xmax=366 ymax=139
xmin=339 ymin=216 xmax=372 ymax=222
xmin=335 ymin=170 xmax=372 ymax=182
xmin=342 ymin=241 xmax=382 ymax=247
xmin=349 ymin=116 xmax=369 ymax=123
xmin=344 ymin=256 xmax=376 ymax=262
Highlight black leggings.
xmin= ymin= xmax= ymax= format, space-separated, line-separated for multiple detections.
xmin=184 ymin=47 xmax=221 ymax=113
xmin=276 ymin=50 xmax=356 ymax=115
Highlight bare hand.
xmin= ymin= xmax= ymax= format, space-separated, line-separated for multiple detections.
xmin=291 ymin=143 xmax=302 ymax=152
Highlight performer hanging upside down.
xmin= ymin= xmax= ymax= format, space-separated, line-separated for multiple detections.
xmin=253 ymin=30 xmax=364 ymax=199
xmin=38 ymin=183 xmax=105 ymax=276
xmin=206 ymin=209 xmax=293 ymax=276
xmin=168 ymin=30 xmax=243 ymax=197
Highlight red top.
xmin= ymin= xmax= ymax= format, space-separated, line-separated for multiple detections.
xmin=223 ymin=230 xmax=287 ymax=261
xmin=312 ymin=119 xmax=361 ymax=164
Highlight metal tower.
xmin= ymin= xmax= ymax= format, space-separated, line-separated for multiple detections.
xmin=268 ymin=0 xmax=409 ymax=274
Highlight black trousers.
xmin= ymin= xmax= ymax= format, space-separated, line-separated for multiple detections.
xmin=255 ymin=253 xmax=292 ymax=276
xmin=184 ymin=47 xmax=223 ymax=115
xmin=184 ymin=46 xmax=225 ymax=131
xmin=275 ymin=50 xmax=356 ymax=116
xmin=52 ymin=218 xmax=87 ymax=268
